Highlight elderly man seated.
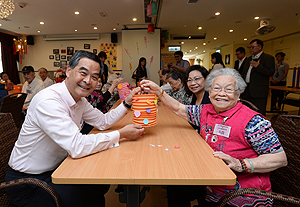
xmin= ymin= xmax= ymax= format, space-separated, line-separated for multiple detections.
xmin=38 ymin=67 xmax=53 ymax=88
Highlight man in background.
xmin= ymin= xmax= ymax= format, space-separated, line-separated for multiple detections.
xmin=242 ymin=39 xmax=275 ymax=116
xmin=169 ymin=51 xmax=190 ymax=74
xmin=38 ymin=67 xmax=53 ymax=88
xmin=234 ymin=47 xmax=246 ymax=75
xmin=21 ymin=66 xmax=44 ymax=111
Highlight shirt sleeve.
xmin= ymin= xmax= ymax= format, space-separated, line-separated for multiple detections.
xmin=183 ymin=60 xmax=190 ymax=72
xmin=245 ymin=115 xmax=283 ymax=155
xmin=185 ymin=104 xmax=204 ymax=127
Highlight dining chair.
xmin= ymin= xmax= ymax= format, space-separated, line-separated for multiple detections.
xmin=0 ymin=113 xmax=62 ymax=207
xmin=216 ymin=115 xmax=300 ymax=207
xmin=0 ymin=93 xmax=27 ymax=129
xmin=281 ymin=97 xmax=300 ymax=115
xmin=240 ymin=99 xmax=259 ymax=112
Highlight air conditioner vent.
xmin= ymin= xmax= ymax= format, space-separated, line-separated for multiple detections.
xmin=187 ymin=0 xmax=198 ymax=3
xmin=172 ymin=34 xmax=206 ymax=40
xmin=43 ymin=34 xmax=100 ymax=41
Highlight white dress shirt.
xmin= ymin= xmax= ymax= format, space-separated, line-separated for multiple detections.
xmin=43 ymin=77 xmax=54 ymax=88
xmin=9 ymin=81 xmax=128 ymax=174
xmin=21 ymin=77 xmax=44 ymax=106
xmin=238 ymin=57 xmax=246 ymax=69
xmin=245 ymin=51 xmax=263 ymax=83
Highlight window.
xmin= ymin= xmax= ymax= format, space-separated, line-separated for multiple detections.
xmin=0 ymin=42 xmax=3 ymax=73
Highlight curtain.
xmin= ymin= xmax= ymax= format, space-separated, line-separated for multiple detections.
xmin=0 ymin=32 xmax=20 ymax=84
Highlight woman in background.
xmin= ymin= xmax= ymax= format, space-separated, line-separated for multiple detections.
xmin=136 ymin=57 xmax=147 ymax=85
xmin=211 ymin=53 xmax=225 ymax=71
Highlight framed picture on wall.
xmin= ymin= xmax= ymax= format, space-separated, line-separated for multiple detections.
xmin=61 ymin=55 xmax=66 ymax=59
xmin=55 ymin=54 xmax=60 ymax=61
xmin=53 ymin=49 xmax=59 ymax=54
xmin=61 ymin=49 xmax=66 ymax=53
xmin=60 ymin=61 xmax=67 ymax=67
xmin=93 ymin=49 xmax=97 ymax=54
xmin=49 ymin=55 xmax=54 ymax=59
xmin=84 ymin=44 xmax=90 ymax=49
xmin=67 ymin=56 xmax=71 ymax=61
xmin=225 ymin=54 xmax=230 ymax=65
xmin=67 ymin=47 xmax=74 ymax=55
xmin=54 ymin=62 xmax=60 ymax=67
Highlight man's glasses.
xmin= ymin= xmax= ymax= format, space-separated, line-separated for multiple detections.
xmin=211 ymin=86 xmax=237 ymax=94
xmin=247 ymin=45 xmax=259 ymax=49
xmin=186 ymin=77 xmax=203 ymax=83
xmin=174 ymin=55 xmax=180 ymax=58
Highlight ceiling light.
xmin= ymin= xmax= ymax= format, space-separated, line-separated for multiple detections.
xmin=214 ymin=37 xmax=217 ymax=40
xmin=244 ymin=38 xmax=248 ymax=41
xmin=75 ymin=11 xmax=79 ymax=15
xmin=75 ymin=29 xmax=78 ymax=32
xmin=0 ymin=0 xmax=15 ymax=19
xmin=195 ymin=47 xmax=198 ymax=49
xmin=229 ymin=29 xmax=233 ymax=32
xmin=113 ymin=28 xmax=116 ymax=31
xmin=189 ymin=50 xmax=192 ymax=52
xmin=185 ymin=52 xmax=187 ymax=54
xmin=254 ymin=16 xmax=259 ymax=20
xmin=133 ymin=18 xmax=137 ymax=21
xmin=197 ymin=26 xmax=202 ymax=30
xmin=94 ymin=27 xmax=97 ymax=30
xmin=203 ymin=43 xmax=206 ymax=45
xmin=181 ymin=41 xmax=184 ymax=44
xmin=215 ymin=12 xmax=220 ymax=16
xmin=203 ymin=51 xmax=205 ymax=53
xmin=40 ymin=22 xmax=45 ymax=25
xmin=188 ymin=35 xmax=191 ymax=39
xmin=37 ymin=30 xmax=40 ymax=33
xmin=0 ymin=24 xmax=2 ymax=26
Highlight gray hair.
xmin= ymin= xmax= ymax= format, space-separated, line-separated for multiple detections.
xmin=107 ymin=74 xmax=118 ymax=83
xmin=205 ymin=68 xmax=247 ymax=95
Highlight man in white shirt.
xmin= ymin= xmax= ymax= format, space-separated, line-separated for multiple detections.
xmin=6 ymin=51 xmax=144 ymax=207
xmin=234 ymin=47 xmax=246 ymax=75
xmin=21 ymin=66 xmax=44 ymax=111
xmin=158 ymin=68 xmax=172 ymax=93
xmin=38 ymin=67 xmax=54 ymax=88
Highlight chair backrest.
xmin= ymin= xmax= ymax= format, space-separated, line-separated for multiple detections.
xmin=271 ymin=115 xmax=300 ymax=206
xmin=240 ymin=99 xmax=259 ymax=112
xmin=0 ymin=113 xmax=19 ymax=197
xmin=0 ymin=93 xmax=27 ymax=128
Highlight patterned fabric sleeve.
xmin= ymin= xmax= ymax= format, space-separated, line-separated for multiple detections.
xmin=245 ymin=115 xmax=283 ymax=155
xmin=185 ymin=104 xmax=204 ymax=127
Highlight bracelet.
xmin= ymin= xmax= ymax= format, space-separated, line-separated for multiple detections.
xmin=157 ymin=89 xmax=164 ymax=99
xmin=245 ymin=158 xmax=254 ymax=173
xmin=123 ymin=100 xmax=132 ymax=109
xmin=239 ymin=159 xmax=247 ymax=174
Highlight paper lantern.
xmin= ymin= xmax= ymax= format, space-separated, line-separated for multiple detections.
xmin=117 ymin=82 xmax=131 ymax=102
xmin=132 ymin=94 xmax=157 ymax=127
xmin=147 ymin=3 xmax=152 ymax=17
xmin=151 ymin=2 xmax=157 ymax=16
xmin=147 ymin=23 xmax=155 ymax=34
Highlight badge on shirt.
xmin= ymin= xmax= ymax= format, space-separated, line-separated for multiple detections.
xmin=26 ymin=89 xmax=32 ymax=94
xmin=213 ymin=124 xmax=231 ymax=138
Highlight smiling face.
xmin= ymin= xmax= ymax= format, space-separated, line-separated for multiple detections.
xmin=39 ymin=68 xmax=48 ymax=81
xmin=168 ymin=77 xmax=183 ymax=92
xmin=65 ymin=57 xmax=100 ymax=102
xmin=23 ymin=71 xmax=35 ymax=84
xmin=94 ymin=78 xmax=102 ymax=91
xmin=187 ymin=70 xmax=205 ymax=94
xmin=209 ymin=75 xmax=240 ymax=113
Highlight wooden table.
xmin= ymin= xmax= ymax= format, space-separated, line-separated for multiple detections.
xmin=269 ymin=85 xmax=300 ymax=93
xmin=52 ymin=103 xmax=236 ymax=206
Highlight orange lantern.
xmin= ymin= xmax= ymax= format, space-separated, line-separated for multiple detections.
xmin=132 ymin=94 xmax=157 ymax=127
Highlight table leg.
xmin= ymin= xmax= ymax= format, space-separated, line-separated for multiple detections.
xmin=118 ymin=185 xmax=151 ymax=207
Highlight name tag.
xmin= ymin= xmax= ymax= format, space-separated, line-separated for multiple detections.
xmin=213 ymin=124 xmax=231 ymax=138
xmin=26 ymin=89 xmax=32 ymax=94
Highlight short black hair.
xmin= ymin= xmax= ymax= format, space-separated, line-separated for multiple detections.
xmin=184 ymin=65 xmax=209 ymax=95
xmin=250 ymin=39 xmax=264 ymax=48
xmin=160 ymin=68 xmax=170 ymax=75
xmin=167 ymin=70 xmax=183 ymax=82
xmin=69 ymin=50 xmax=101 ymax=69
xmin=98 ymin=51 xmax=107 ymax=59
xmin=174 ymin=51 xmax=183 ymax=57
xmin=276 ymin=52 xmax=286 ymax=58
xmin=235 ymin=47 xmax=245 ymax=54
xmin=0 ymin=72 xmax=8 ymax=78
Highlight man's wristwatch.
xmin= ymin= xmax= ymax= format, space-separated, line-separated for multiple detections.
xmin=123 ymin=100 xmax=132 ymax=109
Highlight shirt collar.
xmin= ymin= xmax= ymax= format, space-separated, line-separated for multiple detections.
xmin=206 ymin=101 xmax=243 ymax=119
xmin=239 ymin=57 xmax=246 ymax=62
xmin=61 ymin=81 xmax=79 ymax=107
xmin=252 ymin=51 xmax=263 ymax=59
xmin=28 ymin=77 xmax=37 ymax=86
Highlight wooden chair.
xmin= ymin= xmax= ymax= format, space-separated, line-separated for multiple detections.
xmin=240 ymin=99 xmax=259 ymax=112
xmin=0 ymin=93 xmax=27 ymax=129
xmin=216 ymin=115 xmax=300 ymax=207
xmin=0 ymin=113 xmax=62 ymax=207
xmin=281 ymin=97 xmax=300 ymax=115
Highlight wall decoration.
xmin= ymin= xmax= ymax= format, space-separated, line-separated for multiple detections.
xmin=55 ymin=54 xmax=60 ymax=61
xmin=225 ymin=54 xmax=230 ymax=65
xmin=49 ymin=55 xmax=54 ymax=59
xmin=124 ymin=48 xmax=131 ymax=59
xmin=61 ymin=49 xmax=66 ymax=53
xmin=67 ymin=47 xmax=74 ymax=55
xmin=100 ymin=43 xmax=117 ymax=70
xmin=84 ymin=44 xmax=90 ymax=49
xmin=60 ymin=61 xmax=67 ymax=67
xmin=54 ymin=62 xmax=60 ymax=67
xmin=53 ymin=49 xmax=59 ymax=54
xmin=61 ymin=55 xmax=66 ymax=59
xmin=67 ymin=56 xmax=71 ymax=61
xmin=93 ymin=49 xmax=97 ymax=54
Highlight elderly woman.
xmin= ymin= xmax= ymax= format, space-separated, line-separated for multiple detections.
xmin=140 ymin=68 xmax=287 ymax=207
xmin=167 ymin=70 xmax=192 ymax=105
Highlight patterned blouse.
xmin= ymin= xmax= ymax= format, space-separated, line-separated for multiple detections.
xmin=102 ymin=83 xmax=120 ymax=109
xmin=167 ymin=87 xmax=192 ymax=105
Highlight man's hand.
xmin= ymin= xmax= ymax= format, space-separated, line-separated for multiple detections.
xmin=22 ymin=105 xmax=28 ymax=111
xmin=118 ymin=124 xmax=144 ymax=140
xmin=125 ymin=87 xmax=142 ymax=105
xmin=250 ymin=60 xmax=260 ymax=68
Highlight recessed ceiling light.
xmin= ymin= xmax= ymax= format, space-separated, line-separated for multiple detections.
xmin=113 ymin=28 xmax=116 ymax=31
xmin=214 ymin=37 xmax=217 ymax=40
xmin=181 ymin=41 xmax=184 ymax=44
xmin=195 ymin=47 xmax=198 ymax=49
xmin=94 ymin=27 xmax=97 ymax=30
xmin=215 ymin=12 xmax=220 ymax=16
xmin=244 ymin=38 xmax=248 ymax=41
xmin=188 ymin=35 xmax=191 ymax=39
xmin=75 ymin=29 xmax=78 ymax=32
xmin=0 ymin=24 xmax=2 ymax=26
xmin=197 ymin=26 xmax=202 ymax=30
xmin=229 ymin=29 xmax=233 ymax=32
xmin=189 ymin=50 xmax=192 ymax=52
xmin=185 ymin=52 xmax=187 ymax=54
xmin=254 ymin=16 xmax=259 ymax=20
xmin=132 ymin=18 xmax=137 ymax=21
xmin=40 ymin=22 xmax=44 ymax=25
xmin=203 ymin=43 xmax=206 ymax=45
xmin=203 ymin=50 xmax=205 ymax=53
xmin=75 ymin=11 xmax=79 ymax=15
xmin=37 ymin=30 xmax=40 ymax=33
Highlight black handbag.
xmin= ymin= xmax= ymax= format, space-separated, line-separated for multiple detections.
xmin=131 ymin=69 xmax=137 ymax=79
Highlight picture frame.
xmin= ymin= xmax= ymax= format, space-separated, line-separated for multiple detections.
xmin=84 ymin=44 xmax=90 ymax=49
xmin=93 ymin=49 xmax=97 ymax=54
xmin=54 ymin=62 xmax=60 ymax=67
xmin=225 ymin=54 xmax=230 ymax=65
xmin=67 ymin=47 xmax=74 ymax=55
xmin=61 ymin=49 xmax=66 ymax=53
xmin=49 ymin=55 xmax=54 ymax=59
xmin=53 ymin=49 xmax=59 ymax=54
xmin=55 ymin=54 xmax=60 ymax=61
xmin=60 ymin=61 xmax=67 ymax=67
xmin=67 ymin=56 xmax=71 ymax=61
xmin=61 ymin=55 xmax=66 ymax=59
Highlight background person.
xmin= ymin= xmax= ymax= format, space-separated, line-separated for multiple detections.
xmin=38 ymin=67 xmax=54 ymax=88
xmin=211 ymin=52 xmax=225 ymax=71
xmin=270 ymin=52 xmax=289 ymax=111
xmin=102 ymin=74 xmax=121 ymax=109
xmin=140 ymin=68 xmax=287 ymax=207
xmin=0 ymin=72 xmax=14 ymax=91
xmin=158 ymin=68 xmax=172 ymax=93
xmin=98 ymin=51 xmax=115 ymax=84
xmin=234 ymin=47 xmax=246 ymax=75
xmin=169 ymin=51 xmax=190 ymax=74
xmin=0 ymin=82 xmax=8 ymax=104
xmin=135 ymin=57 xmax=148 ymax=85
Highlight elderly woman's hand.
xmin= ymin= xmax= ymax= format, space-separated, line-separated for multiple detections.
xmin=213 ymin=151 xmax=243 ymax=173
xmin=124 ymin=87 xmax=142 ymax=105
xmin=139 ymin=80 xmax=162 ymax=96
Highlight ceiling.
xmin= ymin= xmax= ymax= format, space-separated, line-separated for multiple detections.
xmin=1 ymin=0 xmax=300 ymax=58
